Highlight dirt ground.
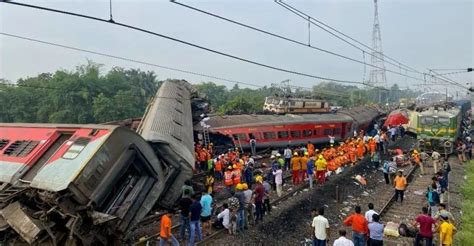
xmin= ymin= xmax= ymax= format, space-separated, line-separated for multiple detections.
xmin=204 ymin=137 xmax=467 ymax=246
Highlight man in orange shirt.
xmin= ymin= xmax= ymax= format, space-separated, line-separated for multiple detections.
xmin=343 ymin=205 xmax=368 ymax=246
xmin=393 ymin=171 xmax=407 ymax=203
xmin=291 ymin=152 xmax=301 ymax=185
xmin=159 ymin=209 xmax=179 ymax=246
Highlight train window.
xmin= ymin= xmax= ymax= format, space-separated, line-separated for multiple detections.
xmin=248 ymin=133 xmax=256 ymax=140
xmin=334 ymin=128 xmax=341 ymax=134
xmin=232 ymin=134 xmax=247 ymax=141
xmin=0 ymin=139 xmax=9 ymax=151
xmin=3 ymin=140 xmax=39 ymax=157
xmin=290 ymin=130 xmax=301 ymax=138
xmin=277 ymin=131 xmax=289 ymax=139
xmin=313 ymin=130 xmax=320 ymax=136
xmin=263 ymin=132 xmax=276 ymax=139
xmin=323 ymin=129 xmax=333 ymax=135
xmin=63 ymin=138 xmax=91 ymax=159
xmin=421 ymin=117 xmax=435 ymax=125
xmin=438 ymin=117 xmax=450 ymax=126
xmin=303 ymin=130 xmax=312 ymax=137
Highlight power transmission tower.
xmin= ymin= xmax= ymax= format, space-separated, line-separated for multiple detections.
xmin=369 ymin=0 xmax=388 ymax=104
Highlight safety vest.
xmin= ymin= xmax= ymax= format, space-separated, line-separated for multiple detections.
xmin=224 ymin=171 xmax=233 ymax=186
xmin=232 ymin=169 xmax=241 ymax=185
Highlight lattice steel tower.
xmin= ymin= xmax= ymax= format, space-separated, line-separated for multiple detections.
xmin=369 ymin=0 xmax=387 ymax=88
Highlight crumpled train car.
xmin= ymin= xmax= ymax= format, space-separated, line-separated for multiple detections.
xmin=137 ymin=79 xmax=195 ymax=208
xmin=0 ymin=124 xmax=166 ymax=245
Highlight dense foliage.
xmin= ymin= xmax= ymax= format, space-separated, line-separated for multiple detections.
xmin=0 ymin=62 xmax=159 ymax=123
xmin=1 ymin=62 xmax=421 ymax=123
xmin=456 ymin=160 xmax=474 ymax=244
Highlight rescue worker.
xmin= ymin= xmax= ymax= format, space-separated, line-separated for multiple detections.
xmin=224 ymin=166 xmax=234 ymax=193
xmin=205 ymin=172 xmax=215 ymax=194
xmin=412 ymin=150 xmax=424 ymax=175
xmin=232 ymin=164 xmax=241 ymax=186
xmin=214 ymin=156 xmax=223 ymax=181
xmin=307 ymin=141 xmax=315 ymax=157
xmin=315 ymin=155 xmax=327 ymax=184
xmin=291 ymin=152 xmax=301 ymax=185
xmin=299 ymin=152 xmax=308 ymax=180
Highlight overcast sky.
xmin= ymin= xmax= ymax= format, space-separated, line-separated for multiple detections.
xmin=1 ymin=0 xmax=472 ymax=95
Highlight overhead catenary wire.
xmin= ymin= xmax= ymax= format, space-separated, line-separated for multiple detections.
xmin=276 ymin=0 xmax=421 ymax=74
xmin=2 ymin=1 xmax=369 ymax=86
xmin=171 ymin=0 xmax=430 ymax=84
xmin=1 ymin=32 xmax=358 ymax=98
xmin=276 ymin=0 xmax=473 ymax=91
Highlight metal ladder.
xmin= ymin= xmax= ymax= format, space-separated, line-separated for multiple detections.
xmin=202 ymin=126 xmax=210 ymax=147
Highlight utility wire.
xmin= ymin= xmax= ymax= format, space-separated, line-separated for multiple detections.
xmin=276 ymin=0 xmax=421 ymax=74
xmin=1 ymin=32 xmax=357 ymax=98
xmin=431 ymin=70 xmax=473 ymax=76
xmin=1 ymin=1 xmax=368 ymax=86
xmin=171 ymin=0 xmax=428 ymax=84
xmin=276 ymin=0 xmax=471 ymax=91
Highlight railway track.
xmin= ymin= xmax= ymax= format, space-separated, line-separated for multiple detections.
xmin=378 ymin=159 xmax=443 ymax=245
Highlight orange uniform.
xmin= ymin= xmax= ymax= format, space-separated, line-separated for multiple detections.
xmin=368 ymin=140 xmax=377 ymax=154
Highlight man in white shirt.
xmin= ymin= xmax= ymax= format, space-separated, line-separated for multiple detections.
xmin=272 ymin=166 xmax=283 ymax=197
xmin=311 ymin=207 xmax=330 ymax=246
xmin=431 ymin=151 xmax=441 ymax=174
xmin=217 ymin=203 xmax=231 ymax=234
xmin=333 ymin=230 xmax=354 ymax=246
xmin=365 ymin=203 xmax=378 ymax=223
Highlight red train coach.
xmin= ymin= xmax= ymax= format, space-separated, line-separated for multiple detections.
xmin=0 ymin=123 xmax=166 ymax=245
xmin=200 ymin=106 xmax=381 ymax=149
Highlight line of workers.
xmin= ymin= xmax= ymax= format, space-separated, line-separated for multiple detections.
xmin=193 ymin=128 xmax=406 ymax=194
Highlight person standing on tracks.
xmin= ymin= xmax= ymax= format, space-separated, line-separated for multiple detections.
xmin=368 ymin=214 xmax=384 ymax=246
xmin=159 ymin=209 xmax=179 ymax=246
xmin=178 ymin=190 xmax=193 ymax=243
xmin=234 ymin=183 xmax=246 ymax=233
xmin=189 ymin=194 xmax=203 ymax=245
xmin=311 ymin=207 xmax=330 ymax=246
xmin=306 ymin=155 xmax=315 ymax=189
xmin=284 ymin=145 xmax=292 ymax=171
xmin=263 ymin=177 xmax=272 ymax=215
xmin=224 ymin=166 xmax=234 ymax=194
xmin=242 ymin=183 xmax=254 ymax=227
xmin=413 ymin=206 xmax=436 ymax=246
xmin=214 ymin=155 xmax=223 ymax=181
xmin=243 ymin=162 xmax=254 ymax=189
xmin=291 ymin=152 xmax=301 ymax=185
xmin=273 ymin=165 xmax=283 ymax=197
xmin=253 ymin=176 xmax=265 ymax=223
xmin=434 ymin=203 xmax=455 ymax=223
xmin=300 ymin=152 xmax=309 ymax=181
xmin=412 ymin=150 xmax=425 ymax=175
xmin=315 ymin=155 xmax=327 ymax=185
xmin=393 ymin=171 xmax=407 ymax=203
xmin=437 ymin=215 xmax=456 ymax=246
xmin=364 ymin=203 xmax=378 ymax=223
xmin=431 ymin=150 xmax=441 ymax=174
xmin=200 ymin=190 xmax=213 ymax=237
xmin=232 ymin=164 xmax=241 ymax=188
xmin=427 ymin=184 xmax=440 ymax=217
xmin=343 ymin=205 xmax=368 ymax=246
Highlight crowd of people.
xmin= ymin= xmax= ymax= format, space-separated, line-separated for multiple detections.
xmin=159 ymin=124 xmax=460 ymax=245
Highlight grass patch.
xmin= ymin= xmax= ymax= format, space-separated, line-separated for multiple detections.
xmin=456 ymin=160 xmax=474 ymax=244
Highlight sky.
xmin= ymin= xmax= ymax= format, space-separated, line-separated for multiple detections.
xmin=0 ymin=0 xmax=473 ymax=96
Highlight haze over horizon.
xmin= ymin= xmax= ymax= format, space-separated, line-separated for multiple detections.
xmin=1 ymin=0 xmax=472 ymax=94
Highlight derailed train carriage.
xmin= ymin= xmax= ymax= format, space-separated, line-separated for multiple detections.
xmin=0 ymin=80 xmax=197 ymax=245
xmin=198 ymin=106 xmax=382 ymax=149
xmin=0 ymin=124 xmax=166 ymax=245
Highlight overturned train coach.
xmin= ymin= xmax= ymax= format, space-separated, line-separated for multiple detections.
xmin=0 ymin=80 xmax=197 ymax=245
xmin=198 ymin=106 xmax=382 ymax=149
xmin=0 ymin=124 xmax=166 ymax=245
